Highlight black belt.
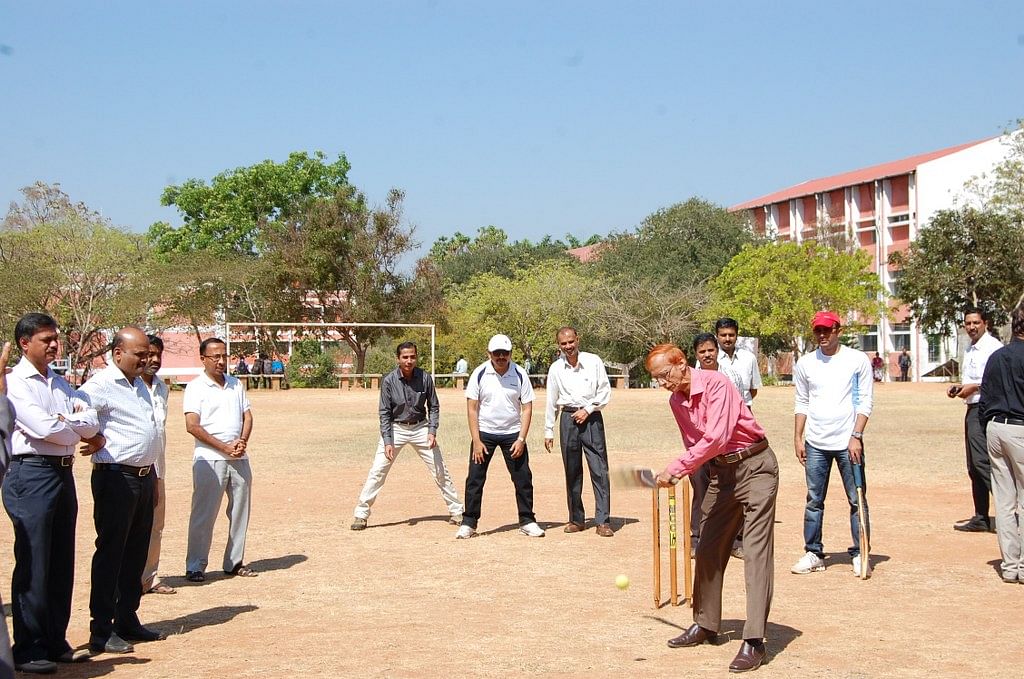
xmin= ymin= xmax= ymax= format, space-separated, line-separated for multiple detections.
xmin=13 ymin=454 xmax=74 ymax=467
xmin=559 ymin=406 xmax=589 ymax=413
xmin=714 ymin=439 xmax=769 ymax=465
xmin=395 ymin=418 xmax=425 ymax=426
xmin=94 ymin=463 xmax=152 ymax=477
xmin=992 ymin=416 xmax=1024 ymax=426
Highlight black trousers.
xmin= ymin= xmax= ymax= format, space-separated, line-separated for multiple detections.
xmin=559 ymin=410 xmax=611 ymax=525
xmin=965 ymin=405 xmax=992 ymax=518
xmin=1 ymin=457 xmax=77 ymax=664
xmin=89 ymin=466 xmax=154 ymax=638
xmin=463 ymin=431 xmax=536 ymax=529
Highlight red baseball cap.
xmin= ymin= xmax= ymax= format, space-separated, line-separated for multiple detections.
xmin=811 ymin=310 xmax=842 ymax=329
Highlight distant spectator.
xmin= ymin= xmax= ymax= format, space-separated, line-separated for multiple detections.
xmin=871 ymin=353 xmax=884 ymax=383
xmin=235 ymin=356 xmax=249 ymax=376
xmin=271 ymin=356 xmax=284 ymax=375
xmin=249 ymin=354 xmax=263 ymax=390
xmin=898 ymin=350 xmax=911 ymax=382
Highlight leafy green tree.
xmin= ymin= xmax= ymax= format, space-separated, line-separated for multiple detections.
xmin=707 ymin=242 xmax=886 ymax=356
xmin=1 ymin=183 xmax=156 ymax=378
xmin=890 ymin=207 xmax=1024 ymax=332
xmin=967 ymin=121 xmax=1024 ymax=222
xmin=443 ymin=260 xmax=592 ymax=364
xmin=285 ymin=339 xmax=337 ymax=388
xmin=429 ymin=226 xmax=576 ymax=288
xmin=594 ymin=197 xmax=755 ymax=287
xmin=148 ymin=150 xmax=352 ymax=256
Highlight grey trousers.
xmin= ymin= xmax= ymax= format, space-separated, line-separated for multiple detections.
xmin=693 ymin=447 xmax=779 ymax=641
xmin=186 ymin=458 xmax=252 ymax=573
xmin=987 ymin=421 xmax=1024 ymax=581
xmin=142 ymin=476 xmax=166 ymax=590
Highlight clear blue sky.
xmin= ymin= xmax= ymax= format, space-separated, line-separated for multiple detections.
xmin=2 ymin=1 xmax=1022 ymax=259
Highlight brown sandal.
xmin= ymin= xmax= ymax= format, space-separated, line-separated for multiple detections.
xmin=225 ymin=565 xmax=258 ymax=577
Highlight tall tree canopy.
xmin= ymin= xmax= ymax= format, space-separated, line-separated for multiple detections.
xmin=594 ymin=197 xmax=755 ymax=287
xmin=707 ymin=241 xmax=885 ymax=355
xmin=890 ymin=207 xmax=1024 ymax=332
xmin=428 ymin=226 xmax=578 ymax=289
xmin=147 ymin=150 xmax=352 ymax=256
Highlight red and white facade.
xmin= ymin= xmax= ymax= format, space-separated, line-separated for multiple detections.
xmin=730 ymin=135 xmax=1010 ymax=381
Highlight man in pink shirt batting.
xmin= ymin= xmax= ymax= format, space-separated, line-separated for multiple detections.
xmin=648 ymin=343 xmax=779 ymax=674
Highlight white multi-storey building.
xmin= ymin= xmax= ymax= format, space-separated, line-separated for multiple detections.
xmin=730 ymin=135 xmax=1010 ymax=381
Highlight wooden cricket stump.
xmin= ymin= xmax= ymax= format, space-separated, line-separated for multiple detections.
xmin=653 ymin=483 xmax=693 ymax=608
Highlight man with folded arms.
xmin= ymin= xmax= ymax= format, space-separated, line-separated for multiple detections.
xmin=80 ymin=326 xmax=165 ymax=655
xmin=791 ymin=311 xmax=873 ymax=576
xmin=648 ymin=343 xmax=778 ymax=673
xmin=544 ymin=327 xmax=614 ymax=536
xmin=2 ymin=314 xmax=99 ymax=673
xmin=184 ymin=337 xmax=256 ymax=581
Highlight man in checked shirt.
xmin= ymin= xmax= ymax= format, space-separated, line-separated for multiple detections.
xmin=351 ymin=341 xmax=463 ymax=530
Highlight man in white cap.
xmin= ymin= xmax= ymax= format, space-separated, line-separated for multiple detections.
xmin=457 ymin=334 xmax=545 ymax=538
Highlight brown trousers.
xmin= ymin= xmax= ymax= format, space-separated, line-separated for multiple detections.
xmin=693 ymin=447 xmax=779 ymax=641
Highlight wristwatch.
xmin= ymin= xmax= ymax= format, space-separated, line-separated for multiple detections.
xmin=850 ymin=432 xmax=863 ymax=440
xmin=516 ymin=437 xmax=526 ymax=443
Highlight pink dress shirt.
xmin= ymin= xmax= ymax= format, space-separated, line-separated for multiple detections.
xmin=666 ymin=369 xmax=766 ymax=478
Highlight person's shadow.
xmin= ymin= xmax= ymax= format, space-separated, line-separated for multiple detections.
xmin=150 ymin=604 xmax=258 ymax=637
xmin=478 ymin=516 xmax=641 ymax=536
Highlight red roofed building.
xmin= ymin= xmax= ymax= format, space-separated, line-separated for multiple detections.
xmin=730 ymin=135 xmax=1010 ymax=381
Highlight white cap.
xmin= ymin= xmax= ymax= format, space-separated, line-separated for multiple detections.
xmin=487 ymin=334 xmax=513 ymax=352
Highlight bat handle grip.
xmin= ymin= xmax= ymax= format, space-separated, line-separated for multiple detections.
xmin=852 ymin=463 xmax=864 ymax=488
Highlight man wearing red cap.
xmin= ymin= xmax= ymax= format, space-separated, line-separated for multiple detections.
xmin=791 ymin=311 xmax=874 ymax=576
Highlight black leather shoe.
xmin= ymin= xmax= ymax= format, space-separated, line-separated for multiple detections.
xmin=116 ymin=625 xmax=166 ymax=642
xmin=667 ymin=623 xmax=718 ymax=648
xmin=89 ymin=632 xmax=133 ymax=654
xmin=729 ymin=641 xmax=766 ymax=672
xmin=14 ymin=659 xmax=57 ymax=674
xmin=954 ymin=516 xmax=991 ymax=532
xmin=56 ymin=649 xmax=91 ymax=663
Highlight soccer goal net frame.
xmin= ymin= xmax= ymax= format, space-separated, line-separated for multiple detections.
xmin=224 ymin=322 xmax=437 ymax=375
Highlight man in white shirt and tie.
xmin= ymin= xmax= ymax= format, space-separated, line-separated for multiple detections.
xmin=544 ymin=327 xmax=614 ymax=537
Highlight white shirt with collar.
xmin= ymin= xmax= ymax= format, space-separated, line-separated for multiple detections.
xmin=718 ymin=347 xmax=762 ymax=406
xmin=79 ymin=363 xmax=159 ymax=466
xmin=694 ymin=362 xmax=745 ymax=396
xmin=465 ymin=361 xmax=534 ymax=435
xmin=963 ymin=332 xmax=1004 ymax=405
xmin=6 ymin=356 xmax=99 ymax=457
xmin=183 ymin=372 xmax=251 ymax=461
xmin=146 ymin=378 xmax=169 ymax=477
xmin=543 ymin=351 xmax=611 ymax=438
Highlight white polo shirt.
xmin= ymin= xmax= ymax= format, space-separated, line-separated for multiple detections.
xmin=962 ymin=332 xmax=1003 ymax=405
xmin=183 ymin=372 xmax=251 ymax=461
xmin=147 ymin=378 xmax=169 ymax=477
xmin=466 ymin=361 xmax=534 ymax=435
xmin=718 ymin=347 xmax=762 ymax=406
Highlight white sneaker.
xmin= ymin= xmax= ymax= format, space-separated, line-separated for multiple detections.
xmin=519 ymin=522 xmax=546 ymax=537
xmin=791 ymin=551 xmax=826 ymax=574
xmin=852 ymin=555 xmax=872 ymax=576
xmin=455 ymin=524 xmax=477 ymax=539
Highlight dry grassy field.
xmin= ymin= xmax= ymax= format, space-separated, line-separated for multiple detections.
xmin=1 ymin=383 xmax=1020 ymax=678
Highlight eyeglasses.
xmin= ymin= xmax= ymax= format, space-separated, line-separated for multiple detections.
xmin=652 ymin=365 xmax=674 ymax=383
xmin=201 ymin=354 xmax=228 ymax=361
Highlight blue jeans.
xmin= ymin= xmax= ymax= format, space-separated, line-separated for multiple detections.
xmin=802 ymin=443 xmax=869 ymax=557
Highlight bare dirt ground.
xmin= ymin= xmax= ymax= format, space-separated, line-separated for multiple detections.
xmin=1 ymin=383 xmax=1021 ymax=678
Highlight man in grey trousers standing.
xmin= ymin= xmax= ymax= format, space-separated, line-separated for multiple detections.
xmin=183 ymin=337 xmax=256 ymax=582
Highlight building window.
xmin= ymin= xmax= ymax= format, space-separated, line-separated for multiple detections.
xmin=890 ymin=323 xmax=911 ymax=351
xmin=858 ymin=325 xmax=879 ymax=353
xmin=927 ymin=334 xmax=941 ymax=363
xmin=889 ymin=270 xmax=904 ymax=299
